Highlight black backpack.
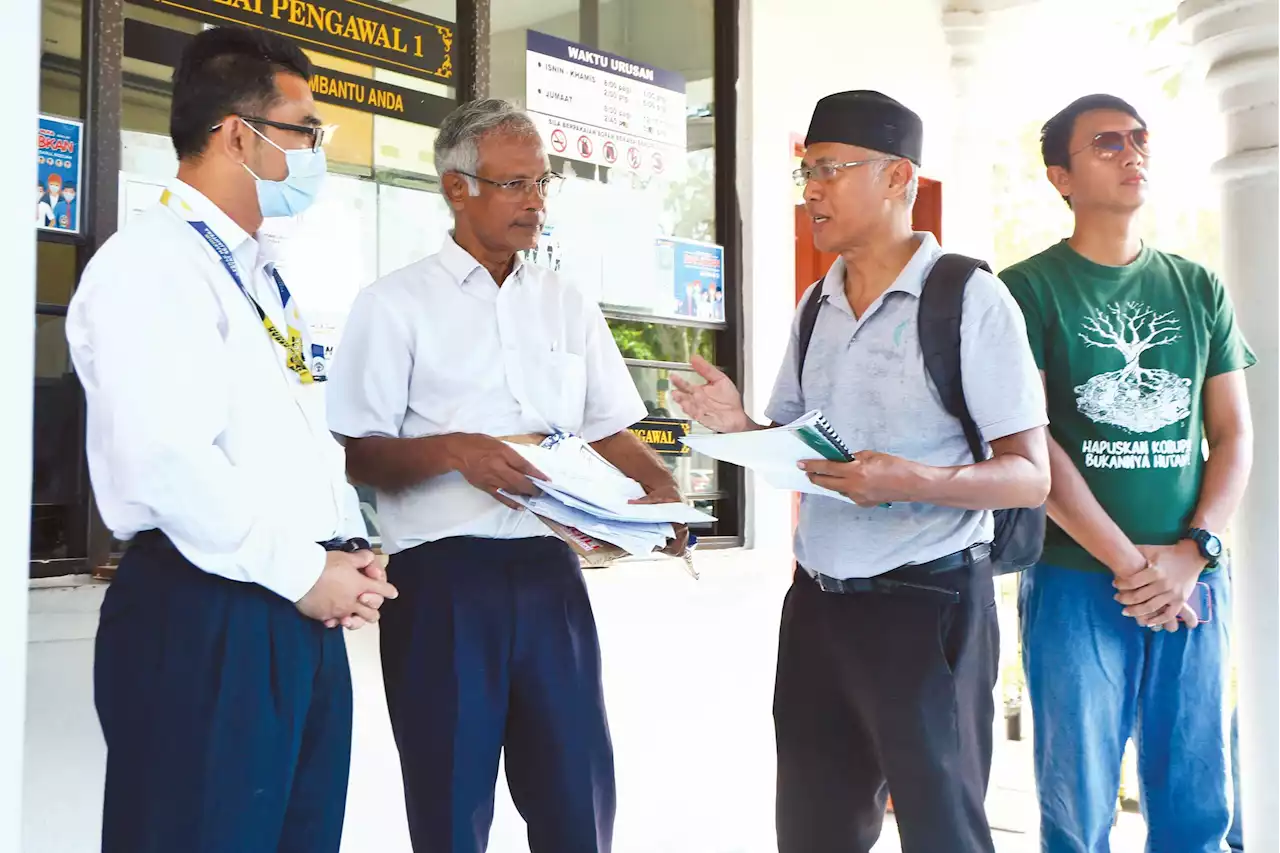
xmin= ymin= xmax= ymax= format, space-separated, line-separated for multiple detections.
xmin=796 ymin=253 xmax=1045 ymax=575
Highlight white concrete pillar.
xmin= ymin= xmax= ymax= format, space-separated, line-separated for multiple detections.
xmin=1179 ymin=1 xmax=1279 ymax=849
xmin=1 ymin=0 xmax=40 ymax=848
xmin=941 ymin=8 xmax=998 ymax=261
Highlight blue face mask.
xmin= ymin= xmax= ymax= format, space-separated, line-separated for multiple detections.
xmin=243 ymin=122 xmax=327 ymax=218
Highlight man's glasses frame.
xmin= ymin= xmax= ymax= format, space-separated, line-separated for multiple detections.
xmin=1071 ymin=128 xmax=1150 ymax=160
xmin=457 ymin=171 xmax=566 ymax=199
xmin=209 ymin=116 xmax=336 ymax=153
xmin=791 ymin=158 xmax=895 ymax=187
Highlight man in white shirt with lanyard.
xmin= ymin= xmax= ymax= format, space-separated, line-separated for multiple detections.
xmin=326 ymin=98 xmax=687 ymax=853
xmin=66 ymin=27 xmax=397 ymax=853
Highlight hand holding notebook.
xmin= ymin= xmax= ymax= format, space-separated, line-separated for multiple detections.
xmin=681 ymin=411 xmax=870 ymax=505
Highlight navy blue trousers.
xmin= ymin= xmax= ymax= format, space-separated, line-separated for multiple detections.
xmin=379 ymin=536 xmax=615 ymax=853
xmin=95 ymin=540 xmax=353 ymax=853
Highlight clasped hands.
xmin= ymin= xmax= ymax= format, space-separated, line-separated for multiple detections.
xmin=1113 ymin=540 xmax=1208 ymax=633
xmin=296 ymin=548 xmax=398 ymax=632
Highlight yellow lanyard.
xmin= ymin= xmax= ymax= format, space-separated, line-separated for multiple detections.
xmin=162 ymin=189 xmax=315 ymax=384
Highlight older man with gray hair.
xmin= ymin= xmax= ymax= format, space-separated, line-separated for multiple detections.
xmin=326 ymin=98 xmax=683 ymax=853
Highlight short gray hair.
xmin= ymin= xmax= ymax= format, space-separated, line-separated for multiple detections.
xmin=434 ymin=98 xmax=541 ymax=195
xmin=874 ymin=155 xmax=919 ymax=208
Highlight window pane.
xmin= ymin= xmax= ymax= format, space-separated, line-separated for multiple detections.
xmin=36 ymin=241 xmax=78 ymax=306
xmin=626 ymin=364 xmax=719 ymax=498
xmin=595 ymin=0 xmax=715 ymax=242
xmin=32 ymin=312 xmax=82 ymax=561
xmin=41 ymin=0 xmax=83 ymax=119
xmin=690 ymin=499 xmax=717 ymax=532
xmin=609 ymin=319 xmax=714 ymax=364
xmin=492 ymin=0 xmax=720 ymax=311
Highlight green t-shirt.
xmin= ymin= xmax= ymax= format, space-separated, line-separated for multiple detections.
xmin=1000 ymin=240 xmax=1256 ymax=573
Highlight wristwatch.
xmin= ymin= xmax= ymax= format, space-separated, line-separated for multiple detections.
xmin=1183 ymin=527 xmax=1224 ymax=568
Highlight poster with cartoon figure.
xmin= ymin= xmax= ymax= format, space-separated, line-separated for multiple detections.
xmin=657 ymin=237 xmax=725 ymax=323
xmin=37 ymin=115 xmax=84 ymax=235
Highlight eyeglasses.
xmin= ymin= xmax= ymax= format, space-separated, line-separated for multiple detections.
xmin=1071 ymin=128 xmax=1150 ymax=160
xmin=458 ymin=171 xmax=565 ymax=199
xmin=792 ymin=158 xmax=894 ymax=187
xmin=209 ymin=116 xmax=337 ymax=152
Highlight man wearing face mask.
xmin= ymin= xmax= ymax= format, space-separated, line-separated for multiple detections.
xmin=65 ymin=26 xmax=396 ymax=853
xmin=54 ymin=182 xmax=77 ymax=230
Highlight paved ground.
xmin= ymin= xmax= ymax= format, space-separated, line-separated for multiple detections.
xmin=24 ymin=551 xmax=1151 ymax=852
xmin=340 ymin=553 xmax=1151 ymax=853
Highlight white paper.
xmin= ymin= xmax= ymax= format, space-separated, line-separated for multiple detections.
xmin=531 ymin=479 xmax=716 ymax=524
xmin=501 ymin=435 xmax=711 ymax=556
xmin=681 ymin=425 xmax=857 ymax=505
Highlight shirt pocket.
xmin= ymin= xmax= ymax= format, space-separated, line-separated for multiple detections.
xmin=532 ymin=351 xmax=588 ymax=433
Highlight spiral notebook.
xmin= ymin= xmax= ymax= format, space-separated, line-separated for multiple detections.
xmin=680 ymin=411 xmax=858 ymax=504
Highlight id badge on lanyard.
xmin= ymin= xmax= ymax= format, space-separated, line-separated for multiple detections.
xmin=161 ymin=189 xmax=326 ymax=384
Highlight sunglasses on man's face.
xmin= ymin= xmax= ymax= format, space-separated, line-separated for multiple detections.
xmin=1072 ymin=128 xmax=1150 ymax=160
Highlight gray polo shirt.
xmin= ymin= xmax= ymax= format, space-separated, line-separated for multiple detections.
xmin=765 ymin=232 xmax=1046 ymax=579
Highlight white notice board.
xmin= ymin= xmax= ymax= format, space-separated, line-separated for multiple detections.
xmin=525 ymin=31 xmax=687 ymax=179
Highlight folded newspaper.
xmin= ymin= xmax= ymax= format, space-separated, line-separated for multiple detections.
xmin=501 ymin=434 xmax=715 ymax=566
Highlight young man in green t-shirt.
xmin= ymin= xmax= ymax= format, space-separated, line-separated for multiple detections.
xmin=1001 ymin=94 xmax=1255 ymax=853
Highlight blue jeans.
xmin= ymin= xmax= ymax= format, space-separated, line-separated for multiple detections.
xmin=1019 ymin=563 xmax=1233 ymax=853
xmin=1228 ymin=706 xmax=1243 ymax=852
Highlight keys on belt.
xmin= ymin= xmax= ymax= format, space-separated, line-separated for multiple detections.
xmin=321 ymin=537 xmax=372 ymax=553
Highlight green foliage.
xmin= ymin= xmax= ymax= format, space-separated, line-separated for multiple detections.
xmin=609 ymin=320 xmax=715 ymax=365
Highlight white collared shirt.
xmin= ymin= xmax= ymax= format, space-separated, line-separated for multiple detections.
xmin=66 ymin=179 xmax=366 ymax=602
xmin=326 ymin=235 xmax=646 ymax=554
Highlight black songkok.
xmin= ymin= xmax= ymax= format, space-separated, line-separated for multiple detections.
xmin=805 ymin=90 xmax=923 ymax=166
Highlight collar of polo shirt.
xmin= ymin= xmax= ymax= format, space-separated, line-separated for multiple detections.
xmin=820 ymin=231 xmax=943 ymax=307
xmin=438 ymin=233 xmax=527 ymax=293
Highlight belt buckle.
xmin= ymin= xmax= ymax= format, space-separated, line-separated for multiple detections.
xmin=813 ymin=572 xmax=841 ymax=593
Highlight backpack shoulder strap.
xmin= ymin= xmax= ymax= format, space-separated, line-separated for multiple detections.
xmin=795 ymin=281 xmax=827 ymax=386
xmin=917 ymin=253 xmax=991 ymax=463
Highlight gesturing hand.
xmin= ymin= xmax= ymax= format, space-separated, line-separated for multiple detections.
xmin=670 ymin=355 xmax=752 ymax=434
xmin=446 ymin=433 xmax=550 ymax=509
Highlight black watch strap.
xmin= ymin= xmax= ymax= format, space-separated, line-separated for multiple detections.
xmin=1184 ymin=527 xmax=1220 ymax=567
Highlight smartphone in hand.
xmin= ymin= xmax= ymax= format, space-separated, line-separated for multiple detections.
xmin=1182 ymin=581 xmax=1213 ymax=624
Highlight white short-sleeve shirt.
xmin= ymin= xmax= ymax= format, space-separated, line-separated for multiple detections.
xmin=327 ymin=235 xmax=646 ymax=553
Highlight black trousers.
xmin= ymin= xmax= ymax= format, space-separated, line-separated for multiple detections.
xmin=95 ymin=541 xmax=353 ymax=853
xmin=774 ymin=558 xmax=999 ymax=853
xmin=379 ymin=536 xmax=615 ymax=853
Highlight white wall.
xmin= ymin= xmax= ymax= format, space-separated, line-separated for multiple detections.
xmin=736 ymin=0 xmax=958 ymax=551
xmin=3 ymin=1 xmax=39 ymax=849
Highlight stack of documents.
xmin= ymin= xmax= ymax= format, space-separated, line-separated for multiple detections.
xmin=680 ymin=411 xmax=858 ymax=504
xmin=502 ymin=435 xmax=716 ymax=564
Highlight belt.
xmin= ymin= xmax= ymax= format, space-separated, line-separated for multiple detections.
xmin=802 ymin=543 xmax=992 ymax=602
xmin=130 ymin=529 xmax=371 ymax=553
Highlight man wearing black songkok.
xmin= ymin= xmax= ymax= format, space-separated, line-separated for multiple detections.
xmin=672 ymin=91 xmax=1050 ymax=852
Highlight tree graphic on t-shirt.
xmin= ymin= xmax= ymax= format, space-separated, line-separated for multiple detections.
xmin=1074 ymin=301 xmax=1192 ymax=434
